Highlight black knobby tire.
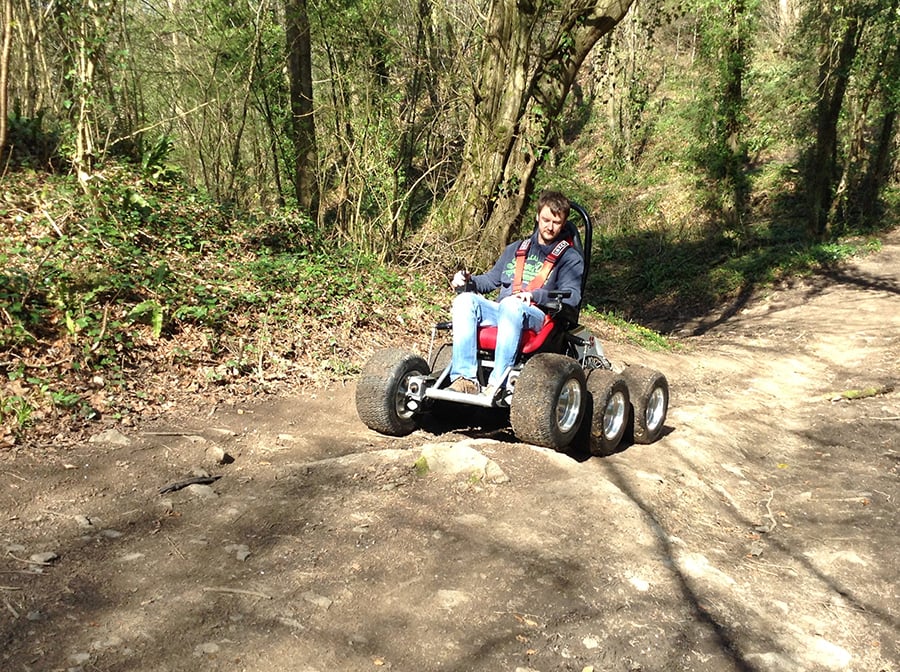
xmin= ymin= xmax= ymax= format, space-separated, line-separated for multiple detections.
xmin=622 ymin=365 xmax=669 ymax=444
xmin=510 ymin=353 xmax=587 ymax=450
xmin=355 ymin=348 xmax=428 ymax=436
xmin=586 ymin=369 xmax=630 ymax=456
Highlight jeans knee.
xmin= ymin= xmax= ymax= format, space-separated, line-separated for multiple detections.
xmin=452 ymin=292 xmax=479 ymax=320
xmin=498 ymin=296 xmax=525 ymax=321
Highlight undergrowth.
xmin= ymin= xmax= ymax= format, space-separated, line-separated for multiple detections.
xmin=0 ymin=164 xmax=442 ymax=445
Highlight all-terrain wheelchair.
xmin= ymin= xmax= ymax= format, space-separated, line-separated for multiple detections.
xmin=355 ymin=203 xmax=668 ymax=455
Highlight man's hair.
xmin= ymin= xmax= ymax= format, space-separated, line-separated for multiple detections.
xmin=537 ymin=190 xmax=571 ymax=220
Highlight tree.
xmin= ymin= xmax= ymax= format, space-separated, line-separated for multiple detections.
xmin=693 ymin=0 xmax=754 ymax=229
xmin=804 ymin=0 xmax=866 ymax=238
xmin=285 ymin=0 xmax=319 ymax=218
xmin=428 ymin=0 xmax=636 ymax=263
xmin=0 ymin=0 xmax=10 ymax=159
xmin=833 ymin=0 xmax=900 ymax=228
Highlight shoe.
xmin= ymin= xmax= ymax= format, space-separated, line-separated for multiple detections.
xmin=481 ymin=384 xmax=500 ymax=399
xmin=448 ymin=377 xmax=480 ymax=394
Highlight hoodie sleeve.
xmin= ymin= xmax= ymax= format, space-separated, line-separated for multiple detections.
xmin=470 ymin=242 xmax=518 ymax=295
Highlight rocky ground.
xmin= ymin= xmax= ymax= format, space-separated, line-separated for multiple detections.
xmin=1 ymin=231 xmax=898 ymax=672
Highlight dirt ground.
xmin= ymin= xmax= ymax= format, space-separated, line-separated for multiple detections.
xmin=2 ymin=232 xmax=898 ymax=672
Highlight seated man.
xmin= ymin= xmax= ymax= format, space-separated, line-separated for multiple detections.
xmin=448 ymin=190 xmax=585 ymax=396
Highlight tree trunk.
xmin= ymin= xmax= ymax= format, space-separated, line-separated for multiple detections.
xmin=285 ymin=0 xmax=319 ymax=219
xmin=429 ymin=0 xmax=635 ymax=264
xmin=722 ymin=0 xmax=749 ymax=229
xmin=806 ymin=10 xmax=863 ymax=238
xmin=0 ymin=0 xmax=11 ymax=160
xmin=838 ymin=0 xmax=900 ymax=227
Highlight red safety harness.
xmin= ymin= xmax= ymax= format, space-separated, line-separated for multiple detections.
xmin=511 ymin=238 xmax=571 ymax=293
xmin=478 ymin=234 xmax=575 ymax=354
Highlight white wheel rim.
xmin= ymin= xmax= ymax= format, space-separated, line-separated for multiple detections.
xmin=394 ymin=372 xmax=417 ymax=419
xmin=604 ymin=390 xmax=627 ymax=439
xmin=646 ymin=386 xmax=666 ymax=430
xmin=556 ymin=379 xmax=582 ymax=433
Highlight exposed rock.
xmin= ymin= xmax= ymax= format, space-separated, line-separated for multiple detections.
xmin=29 ymin=551 xmax=59 ymax=564
xmin=89 ymin=428 xmax=131 ymax=446
xmin=418 ymin=440 xmax=509 ymax=484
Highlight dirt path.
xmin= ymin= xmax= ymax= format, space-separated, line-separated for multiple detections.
xmin=1 ymin=233 xmax=898 ymax=672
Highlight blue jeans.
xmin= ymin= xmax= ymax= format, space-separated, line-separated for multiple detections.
xmin=449 ymin=293 xmax=546 ymax=387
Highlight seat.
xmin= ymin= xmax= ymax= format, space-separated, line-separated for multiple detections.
xmin=476 ymin=314 xmax=554 ymax=354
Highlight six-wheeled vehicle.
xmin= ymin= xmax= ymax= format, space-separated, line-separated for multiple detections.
xmin=355 ymin=203 xmax=669 ymax=456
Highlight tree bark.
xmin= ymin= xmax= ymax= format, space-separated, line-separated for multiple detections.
xmin=722 ymin=0 xmax=749 ymax=229
xmin=285 ymin=0 xmax=319 ymax=219
xmin=806 ymin=9 xmax=863 ymax=238
xmin=428 ymin=0 xmax=635 ymax=264
xmin=0 ymin=0 xmax=11 ymax=160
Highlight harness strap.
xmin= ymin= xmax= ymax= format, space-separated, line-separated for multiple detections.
xmin=512 ymin=238 xmax=571 ymax=293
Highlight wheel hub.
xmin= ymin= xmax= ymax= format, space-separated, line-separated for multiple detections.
xmin=556 ymin=379 xmax=583 ymax=433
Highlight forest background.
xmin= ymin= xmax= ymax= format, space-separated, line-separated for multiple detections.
xmin=0 ymin=0 xmax=898 ymax=445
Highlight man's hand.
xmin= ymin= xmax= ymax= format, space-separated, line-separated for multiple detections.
xmin=514 ymin=291 xmax=534 ymax=304
xmin=450 ymin=270 xmax=471 ymax=289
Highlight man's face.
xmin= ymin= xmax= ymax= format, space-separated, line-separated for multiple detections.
xmin=536 ymin=205 xmax=566 ymax=245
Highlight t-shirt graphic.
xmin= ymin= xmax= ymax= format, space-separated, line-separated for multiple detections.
xmin=504 ymin=253 xmax=552 ymax=286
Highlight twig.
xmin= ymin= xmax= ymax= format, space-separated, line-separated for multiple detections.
xmin=0 ymin=585 xmax=23 ymax=591
xmin=41 ymin=207 xmax=65 ymax=238
xmin=4 ymin=598 xmax=20 ymax=619
xmin=164 ymin=535 xmax=185 ymax=560
xmin=158 ymin=475 xmax=221 ymax=494
xmin=759 ymin=491 xmax=777 ymax=533
xmin=19 ymin=241 xmax=56 ymax=306
xmin=107 ymin=102 xmax=212 ymax=146
xmin=202 ymin=587 xmax=272 ymax=600
xmin=746 ymin=558 xmax=799 ymax=576
xmin=5 ymin=552 xmax=52 ymax=567
xmin=0 ymin=355 xmax=74 ymax=370
xmin=89 ymin=305 xmax=110 ymax=352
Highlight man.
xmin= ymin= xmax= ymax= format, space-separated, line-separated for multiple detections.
xmin=447 ymin=190 xmax=585 ymax=397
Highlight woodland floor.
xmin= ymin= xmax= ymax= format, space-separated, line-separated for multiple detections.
xmin=1 ymin=231 xmax=898 ymax=672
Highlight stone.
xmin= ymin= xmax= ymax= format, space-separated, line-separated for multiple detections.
xmin=185 ymin=484 xmax=218 ymax=498
xmin=29 ymin=551 xmax=59 ymax=565
xmin=302 ymin=592 xmax=333 ymax=609
xmin=418 ymin=441 xmax=509 ymax=484
xmin=74 ymin=515 xmax=94 ymax=529
xmin=225 ymin=543 xmax=251 ymax=561
xmin=193 ymin=642 xmax=220 ymax=657
xmin=206 ymin=445 xmax=234 ymax=464
xmin=88 ymin=429 xmax=131 ymax=446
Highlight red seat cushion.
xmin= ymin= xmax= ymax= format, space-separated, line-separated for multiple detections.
xmin=477 ymin=314 xmax=554 ymax=354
